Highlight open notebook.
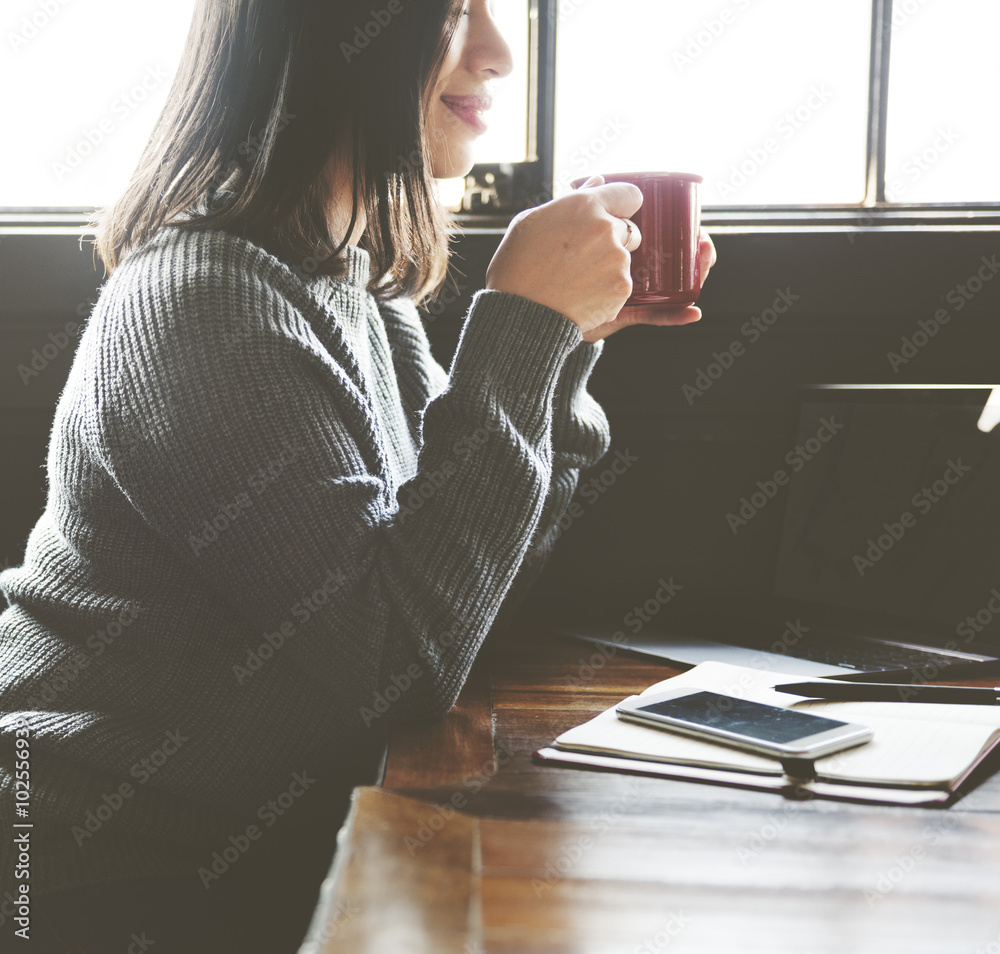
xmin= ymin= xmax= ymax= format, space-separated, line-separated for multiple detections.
xmin=535 ymin=661 xmax=1000 ymax=806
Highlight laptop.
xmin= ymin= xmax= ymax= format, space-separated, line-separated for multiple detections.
xmin=556 ymin=384 xmax=1000 ymax=677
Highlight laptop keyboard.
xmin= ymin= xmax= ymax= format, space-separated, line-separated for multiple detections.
xmin=787 ymin=632 xmax=970 ymax=672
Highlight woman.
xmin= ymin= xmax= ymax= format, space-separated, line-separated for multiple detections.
xmin=0 ymin=1 xmax=714 ymax=951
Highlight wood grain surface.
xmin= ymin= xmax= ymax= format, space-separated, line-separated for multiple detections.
xmin=308 ymin=626 xmax=1000 ymax=953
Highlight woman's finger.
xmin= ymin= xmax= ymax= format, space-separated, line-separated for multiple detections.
xmin=620 ymin=303 xmax=702 ymax=326
xmin=699 ymin=229 xmax=717 ymax=281
xmin=584 ymin=303 xmax=702 ymax=342
xmin=582 ymin=181 xmax=643 ymax=221
xmin=701 ymin=229 xmax=717 ymax=266
xmin=620 ymin=218 xmax=641 ymax=252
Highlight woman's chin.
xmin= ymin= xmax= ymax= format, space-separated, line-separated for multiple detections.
xmin=430 ymin=160 xmax=475 ymax=181
xmin=427 ymin=139 xmax=478 ymax=181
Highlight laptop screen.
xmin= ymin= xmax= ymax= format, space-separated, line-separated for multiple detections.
xmin=773 ymin=385 xmax=1000 ymax=654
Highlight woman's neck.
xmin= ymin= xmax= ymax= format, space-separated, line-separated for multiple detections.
xmin=325 ymin=154 xmax=366 ymax=247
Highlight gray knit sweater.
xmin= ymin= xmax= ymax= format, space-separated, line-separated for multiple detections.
xmin=0 ymin=222 xmax=611 ymax=897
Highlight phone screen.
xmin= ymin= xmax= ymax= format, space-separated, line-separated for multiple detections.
xmin=635 ymin=691 xmax=849 ymax=744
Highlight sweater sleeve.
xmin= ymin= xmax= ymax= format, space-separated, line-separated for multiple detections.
xmin=493 ymin=338 xmax=611 ymax=621
xmin=379 ymin=299 xmax=611 ymax=620
xmin=88 ymin=251 xmax=590 ymax=728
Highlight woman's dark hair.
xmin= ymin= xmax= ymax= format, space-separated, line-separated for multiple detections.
xmin=91 ymin=0 xmax=464 ymax=302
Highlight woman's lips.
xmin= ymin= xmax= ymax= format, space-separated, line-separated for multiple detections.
xmin=441 ymin=94 xmax=492 ymax=134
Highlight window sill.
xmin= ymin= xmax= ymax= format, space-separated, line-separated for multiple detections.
xmin=3 ymin=206 xmax=1000 ymax=237
xmin=449 ymin=205 xmax=1000 ymax=236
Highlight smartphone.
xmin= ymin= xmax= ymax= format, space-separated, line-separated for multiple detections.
xmin=616 ymin=687 xmax=873 ymax=759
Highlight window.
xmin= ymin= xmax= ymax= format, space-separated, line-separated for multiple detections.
xmin=471 ymin=0 xmax=530 ymax=163
xmin=0 ymin=0 xmax=530 ymax=211
xmin=1 ymin=0 xmax=197 ymax=208
xmin=883 ymin=0 xmax=999 ymax=204
xmin=551 ymin=0 xmax=997 ymax=211
xmin=0 ymin=1 xmax=995 ymax=216
xmin=555 ymin=0 xmax=872 ymax=205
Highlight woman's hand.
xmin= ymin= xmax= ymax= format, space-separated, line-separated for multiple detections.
xmin=581 ymin=229 xmax=717 ymax=343
xmin=485 ymin=175 xmax=642 ymax=336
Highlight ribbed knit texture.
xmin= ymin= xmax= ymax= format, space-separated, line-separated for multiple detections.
xmin=0 ymin=221 xmax=611 ymax=898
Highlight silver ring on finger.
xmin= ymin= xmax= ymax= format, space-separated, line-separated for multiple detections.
xmin=621 ymin=218 xmax=638 ymax=250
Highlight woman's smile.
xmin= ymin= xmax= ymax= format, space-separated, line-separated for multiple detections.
xmin=440 ymin=93 xmax=493 ymax=134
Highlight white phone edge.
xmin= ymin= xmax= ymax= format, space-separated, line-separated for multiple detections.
xmin=615 ymin=689 xmax=874 ymax=760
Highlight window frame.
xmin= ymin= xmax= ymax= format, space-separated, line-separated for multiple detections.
xmin=455 ymin=0 xmax=1000 ymax=232
xmin=0 ymin=0 xmax=996 ymax=234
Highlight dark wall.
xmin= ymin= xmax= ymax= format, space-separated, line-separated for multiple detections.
xmin=3 ymin=228 xmax=999 ymax=624
xmin=422 ymin=229 xmax=1000 ymax=628
xmin=1 ymin=234 xmax=107 ymax=581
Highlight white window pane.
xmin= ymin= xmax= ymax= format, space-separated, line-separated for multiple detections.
xmin=0 ymin=1 xmax=529 ymax=208
xmin=884 ymin=0 xmax=1000 ymax=204
xmin=554 ymin=0 xmax=871 ymax=205
xmin=474 ymin=0 xmax=530 ymax=163
xmin=0 ymin=0 xmax=197 ymax=208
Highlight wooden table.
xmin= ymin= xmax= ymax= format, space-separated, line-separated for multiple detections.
xmin=301 ymin=626 xmax=1000 ymax=954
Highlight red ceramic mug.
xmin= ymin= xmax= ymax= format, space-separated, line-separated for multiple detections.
xmin=571 ymin=171 xmax=703 ymax=306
